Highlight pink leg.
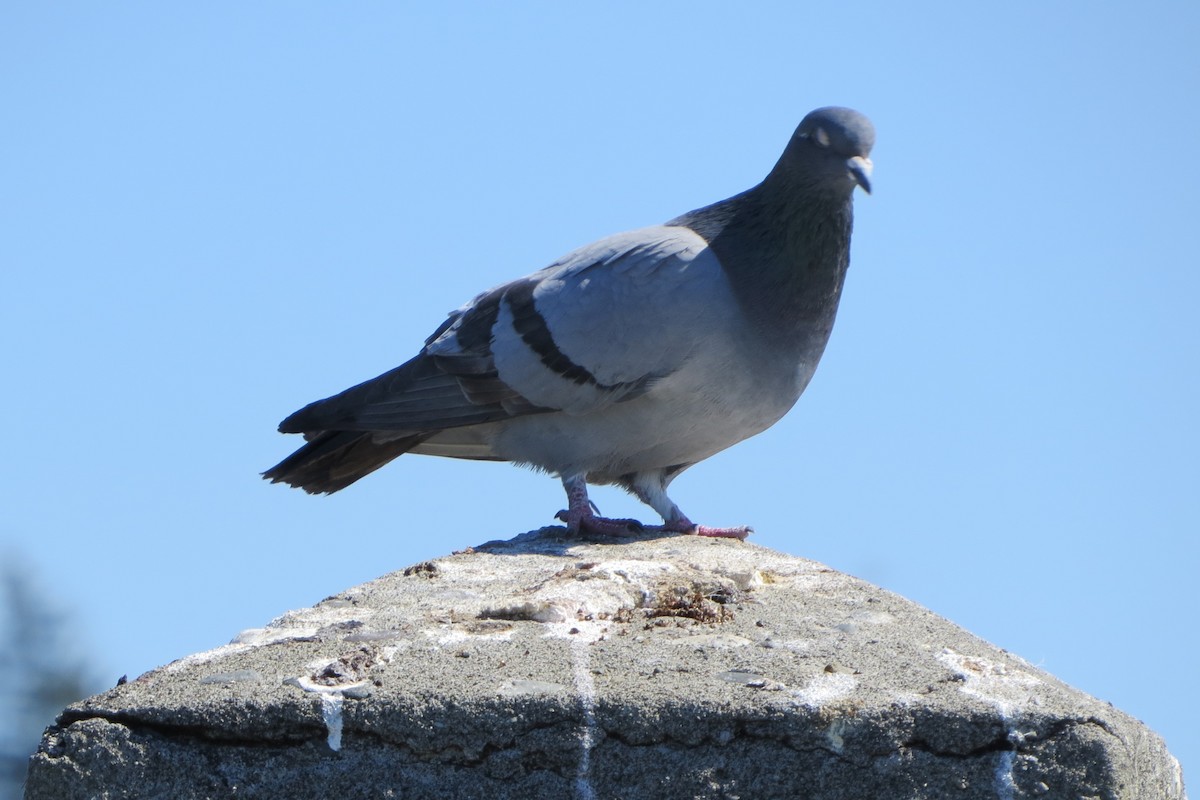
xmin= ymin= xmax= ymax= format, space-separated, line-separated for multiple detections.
xmin=557 ymin=475 xmax=751 ymax=540
xmin=556 ymin=476 xmax=646 ymax=536
xmin=628 ymin=473 xmax=752 ymax=540
xmin=652 ymin=517 xmax=752 ymax=541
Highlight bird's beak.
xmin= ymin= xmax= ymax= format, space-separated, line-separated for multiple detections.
xmin=847 ymin=156 xmax=873 ymax=194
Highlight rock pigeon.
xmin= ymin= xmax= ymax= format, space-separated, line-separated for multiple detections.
xmin=264 ymin=106 xmax=875 ymax=539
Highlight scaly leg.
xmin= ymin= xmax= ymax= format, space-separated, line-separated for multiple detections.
xmin=555 ymin=474 xmax=751 ymax=540
xmin=628 ymin=472 xmax=752 ymax=541
xmin=555 ymin=475 xmax=646 ymax=536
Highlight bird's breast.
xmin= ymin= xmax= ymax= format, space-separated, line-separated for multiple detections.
xmin=487 ymin=336 xmax=804 ymax=482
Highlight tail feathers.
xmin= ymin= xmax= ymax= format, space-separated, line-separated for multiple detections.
xmin=277 ymin=355 xmax=468 ymax=435
xmin=262 ymin=430 xmax=429 ymax=494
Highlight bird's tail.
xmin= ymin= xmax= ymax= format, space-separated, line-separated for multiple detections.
xmin=262 ymin=430 xmax=429 ymax=494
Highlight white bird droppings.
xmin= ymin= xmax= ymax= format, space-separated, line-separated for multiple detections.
xmin=789 ymin=671 xmax=857 ymax=708
xmin=570 ymin=636 xmax=599 ymax=800
xmin=544 ymin=621 xmax=607 ymax=800
xmin=320 ymin=693 xmax=345 ymax=752
xmin=936 ymin=648 xmax=1042 ymax=800
xmin=288 ymin=675 xmax=372 ymax=753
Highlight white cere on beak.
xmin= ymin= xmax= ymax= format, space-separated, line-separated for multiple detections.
xmin=847 ymin=156 xmax=873 ymax=193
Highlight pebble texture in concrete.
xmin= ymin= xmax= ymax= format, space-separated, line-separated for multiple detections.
xmin=25 ymin=530 xmax=1187 ymax=799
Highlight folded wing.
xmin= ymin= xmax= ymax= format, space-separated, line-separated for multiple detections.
xmin=264 ymin=225 xmax=724 ymax=492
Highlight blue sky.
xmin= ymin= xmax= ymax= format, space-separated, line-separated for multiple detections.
xmin=3 ymin=1 xmax=1197 ymax=784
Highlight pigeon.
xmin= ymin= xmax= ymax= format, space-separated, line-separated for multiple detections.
xmin=264 ymin=106 xmax=874 ymax=540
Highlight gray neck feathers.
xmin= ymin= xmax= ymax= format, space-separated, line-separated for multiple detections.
xmin=667 ymin=151 xmax=856 ymax=358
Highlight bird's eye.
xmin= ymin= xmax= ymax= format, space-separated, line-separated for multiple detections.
xmin=813 ymin=127 xmax=831 ymax=148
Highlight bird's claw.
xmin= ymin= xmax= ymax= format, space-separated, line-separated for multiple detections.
xmin=555 ymin=509 xmax=750 ymax=540
xmin=691 ymin=524 xmax=753 ymax=541
xmin=654 ymin=518 xmax=752 ymax=541
xmin=556 ymin=509 xmax=645 ymax=536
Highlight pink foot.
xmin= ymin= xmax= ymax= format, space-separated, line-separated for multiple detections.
xmin=555 ymin=508 xmax=646 ymax=537
xmin=655 ymin=518 xmax=753 ymax=541
xmin=555 ymin=509 xmax=751 ymax=540
xmin=556 ymin=474 xmax=750 ymax=540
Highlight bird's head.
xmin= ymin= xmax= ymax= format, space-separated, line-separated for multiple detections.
xmin=785 ymin=107 xmax=875 ymax=194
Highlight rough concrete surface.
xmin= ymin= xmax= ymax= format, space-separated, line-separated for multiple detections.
xmin=25 ymin=529 xmax=1187 ymax=799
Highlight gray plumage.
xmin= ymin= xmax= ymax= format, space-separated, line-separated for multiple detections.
xmin=264 ymin=106 xmax=875 ymax=538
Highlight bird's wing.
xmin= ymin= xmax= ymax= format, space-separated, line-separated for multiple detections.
xmin=429 ymin=224 xmax=729 ymax=416
xmin=275 ymin=350 xmax=529 ymax=435
xmin=279 ymin=224 xmax=728 ymax=435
